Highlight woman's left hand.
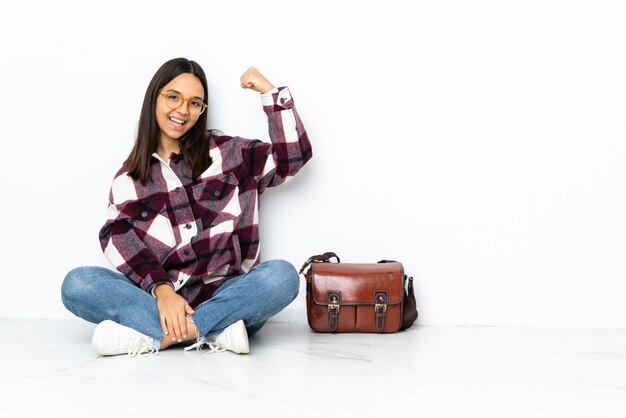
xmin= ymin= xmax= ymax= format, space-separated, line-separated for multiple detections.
xmin=240 ymin=66 xmax=275 ymax=94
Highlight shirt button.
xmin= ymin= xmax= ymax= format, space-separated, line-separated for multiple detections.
xmin=280 ymin=97 xmax=286 ymax=104
xmin=185 ymin=223 xmax=192 ymax=229
xmin=175 ymin=187 xmax=181 ymax=192
xmin=141 ymin=211 xmax=148 ymax=218
xmin=184 ymin=249 xmax=190 ymax=256
xmin=214 ymin=190 xmax=221 ymax=197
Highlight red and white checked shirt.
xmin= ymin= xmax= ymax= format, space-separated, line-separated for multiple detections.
xmin=99 ymin=87 xmax=312 ymax=308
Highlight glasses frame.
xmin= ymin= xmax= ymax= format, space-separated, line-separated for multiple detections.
xmin=158 ymin=90 xmax=208 ymax=115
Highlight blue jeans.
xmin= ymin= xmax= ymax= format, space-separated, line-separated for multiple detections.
xmin=61 ymin=260 xmax=299 ymax=349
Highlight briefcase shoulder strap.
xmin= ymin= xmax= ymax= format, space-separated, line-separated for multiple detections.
xmin=298 ymin=251 xmax=340 ymax=275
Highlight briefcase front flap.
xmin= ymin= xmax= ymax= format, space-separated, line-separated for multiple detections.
xmin=310 ymin=262 xmax=404 ymax=306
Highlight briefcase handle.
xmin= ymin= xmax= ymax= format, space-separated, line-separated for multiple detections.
xmin=298 ymin=251 xmax=340 ymax=275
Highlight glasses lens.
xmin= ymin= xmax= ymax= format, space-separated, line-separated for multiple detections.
xmin=188 ymin=99 xmax=206 ymax=115
xmin=164 ymin=92 xmax=182 ymax=110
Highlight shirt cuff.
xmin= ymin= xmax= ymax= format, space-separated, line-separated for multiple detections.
xmin=261 ymin=86 xmax=293 ymax=109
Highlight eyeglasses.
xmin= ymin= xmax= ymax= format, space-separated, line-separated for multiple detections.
xmin=158 ymin=90 xmax=208 ymax=115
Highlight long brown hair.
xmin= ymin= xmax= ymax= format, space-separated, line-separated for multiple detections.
xmin=124 ymin=58 xmax=213 ymax=185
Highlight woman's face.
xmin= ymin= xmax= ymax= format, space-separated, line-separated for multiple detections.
xmin=156 ymin=72 xmax=205 ymax=145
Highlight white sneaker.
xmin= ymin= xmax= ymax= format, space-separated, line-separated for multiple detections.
xmin=184 ymin=319 xmax=249 ymax=354
xmin=91 ymin=320 xmax=157 ymax=357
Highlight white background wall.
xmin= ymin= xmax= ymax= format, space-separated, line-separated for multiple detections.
xmin=1 ymin=0 xmax=624 ymax=328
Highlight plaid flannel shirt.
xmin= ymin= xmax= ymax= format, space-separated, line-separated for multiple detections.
xmin=99 ymin=87 xmax=312 ymax=308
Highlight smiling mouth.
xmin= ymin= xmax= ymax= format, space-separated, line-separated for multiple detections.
xmin=169 ymin=116 xmax=187 ymax=128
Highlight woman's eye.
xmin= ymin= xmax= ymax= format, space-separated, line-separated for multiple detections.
xmin=168 ymin=94 xmax=180 ymax=102
xmin=190 ymin=100 xmax=202 ymax=108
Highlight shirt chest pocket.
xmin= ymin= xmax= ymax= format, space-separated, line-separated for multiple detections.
xmin=120 ymin=194 xmax=176 ymax=249
xmin=191 ymin=173 xmax=242 ymax=227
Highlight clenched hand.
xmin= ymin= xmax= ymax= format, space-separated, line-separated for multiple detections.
xmin=240 ymin=66 xmax=275 ymax=94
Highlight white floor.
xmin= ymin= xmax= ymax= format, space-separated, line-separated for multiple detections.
xmin=1 ymin=319 xmax=625 ymax=418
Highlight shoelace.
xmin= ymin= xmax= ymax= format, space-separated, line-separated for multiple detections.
xmin=182 ymin=315 xmax=227 ymax=354
xmin=205 ymin=340 xmax=227 ymax=354
xmin=127 ymin=337 xmax=157 ymax=357
xmin=184 ymin=337 xmax=226 ymax=354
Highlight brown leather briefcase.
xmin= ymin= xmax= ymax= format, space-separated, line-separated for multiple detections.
xmin=299 ymin=252 xmax=418 ymax=333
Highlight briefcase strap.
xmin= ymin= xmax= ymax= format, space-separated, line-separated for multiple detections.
xmin=374 ymin=291 xmax=388 ymax=331
xmin=326 ymin=291 xmax=341 ymax=331
xmin=298 ymin=251 xmax=340 ymax=275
